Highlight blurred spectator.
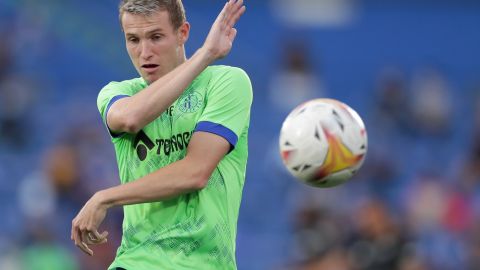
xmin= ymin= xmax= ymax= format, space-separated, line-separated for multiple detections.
xmin=0 ymin=32 xmax=35 ymax=150
xmin=290 ymin=206 xmax=342 ymax=262
xmin=282 ymin=248 xmax=352 ymax=270
xmin=0 ymin=75 xmax=36 ymax=150
xmin=271 ymin=0 xmax=357 ymax=28
xmin=269 ymin=41 xmax=325 ymax=114
xmin=458 ymin=95 xmax=480 ymax=191
xmin=466 ymin=218 xmax=480 ymax=270
xmin=0 ymin=32 xmax=12 ymax=79
xmin=398 ymin=255 xmax=428 ymax=270
xmin=405 ymin=176 xmax=447 ymax=234
xmin=354 ymin=145 xmax=402 ymax=205
xmin=371 ymin=67 xmax=412 ymax=136
xmin=411 ymin=67 xmax=453 ymax=137
xmin=454 ymin=94 xmax=480 ymax=270
xmin=43 ymin=144 xmax=88 ymax=208
xmin=405 ymin=174 xmax=468 ymax=269
xmin=18 ymin=172 xmax=56 ymax=223
xmin=356 ymin=67 xmax=410 ymax=208
xmin=348 ymin=199 xmax=409 ymax=270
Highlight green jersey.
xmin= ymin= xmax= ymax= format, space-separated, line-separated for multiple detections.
xmin=97 ymin=66 xmax=252 ymax=270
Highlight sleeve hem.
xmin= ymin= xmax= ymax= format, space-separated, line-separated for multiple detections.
xmin=194 ymin=121 xmax=239 ymax=152
xmin=105 ymin=95 xmax=130 ymax=138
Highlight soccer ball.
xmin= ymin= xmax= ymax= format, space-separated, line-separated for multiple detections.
xmin=279 ymin=98 xmax=367 ymax=188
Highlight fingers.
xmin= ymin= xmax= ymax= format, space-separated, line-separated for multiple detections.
xmin=96 ymin=230 xmax=109 ymax=241
xmin=87 ymin=230 xmax=109 ymax=245
xmin=227 ymin=1 xmax=245 ymax=29
xmin=72 ymin=220 xmax=108 ymax=256
xmin=74 ymin=227 xmax=93 ymax=256
xmin=81 ymin=242 xmax=93 ymax=256
xmin=78 ymin=229 xmax=108 ymax=253
xmin=228 ymin=28 xmax=238 ymax=42
xmin=232 ymin=0 xmax=244 ymax=14
xmin=228 ymin=5 xmax=246 ymax=28
xmin=216 ymin=0 xmax=234 ymax=26
xmin=220 ymin=0 xmax=245 ymax=27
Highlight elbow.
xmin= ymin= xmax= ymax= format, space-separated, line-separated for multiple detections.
xmin=121 ymin=117 xmax=142 ymax=134
xmin=107 ymin=98 xmax=143 ymax=134
xmin=190 ymin=168 xmax=212 ymax=190
xmin=110 ymin=112 xmax=142 ymax=134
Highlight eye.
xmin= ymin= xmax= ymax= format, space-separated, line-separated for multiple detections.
xmin=127 ymin=37 xmax=139 ymax=44
xmin=152 ymin=34 xmax=163 ymax=41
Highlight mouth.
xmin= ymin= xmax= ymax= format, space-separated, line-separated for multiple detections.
xmin=141 ymin=64 xmax=159 ymax=73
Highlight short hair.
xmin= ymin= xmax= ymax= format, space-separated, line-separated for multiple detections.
xmin=119 ymin=0 xmax=186 ymax=30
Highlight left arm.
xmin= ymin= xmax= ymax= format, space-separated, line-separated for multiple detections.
xmin=71 ymin=131 xmax=230 ymax=255
xmin=100 ymin=131 xmax=229 ymax=205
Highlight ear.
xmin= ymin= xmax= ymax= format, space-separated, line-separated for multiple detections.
xmin=177 ymin=22 xmax=190 ymax=45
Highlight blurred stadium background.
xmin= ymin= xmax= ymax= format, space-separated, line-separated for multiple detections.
xmin=1 ymin=0 xmax=480 ymax=269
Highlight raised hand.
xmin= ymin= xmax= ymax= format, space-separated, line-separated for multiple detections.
xmin=203 ymin=0 xmax=246 ymax=60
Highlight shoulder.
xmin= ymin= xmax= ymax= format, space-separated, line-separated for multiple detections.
xmin=207 ymin=65 xmax=250 ymax=81
xmin=206 ymin=65 xmax=252 ymax=94
xmin=204 ymin=66 xmax=253 ymax=103
xmin=100 ymin=77 xmax=147 ymax=94
xmin=97 ymin=77 xmax=146 ymax=110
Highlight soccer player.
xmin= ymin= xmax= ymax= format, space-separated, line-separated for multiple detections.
xmin=70 ymin=0 xmax=251 ymax=269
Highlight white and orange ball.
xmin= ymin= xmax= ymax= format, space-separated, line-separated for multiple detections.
xmin=279 ymin=99 xmax=367 ymax=188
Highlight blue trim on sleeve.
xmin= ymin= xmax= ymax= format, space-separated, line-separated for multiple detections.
xmin=105 ymin=95 xmax=130 ymax=138
xmin=194 ymin=121 xmax=238 ymax=152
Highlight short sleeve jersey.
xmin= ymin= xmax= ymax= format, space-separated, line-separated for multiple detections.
xmin=97 ymin=66 xmax=252 ymax=270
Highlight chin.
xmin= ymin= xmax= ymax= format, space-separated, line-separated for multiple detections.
xmin=141 ymin=70 xmax=164 ymax=84
xmin=142 ymin=74 xmax=156 ymax=85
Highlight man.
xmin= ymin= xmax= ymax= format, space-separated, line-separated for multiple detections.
xmin=71 ymin=0 xmax=251 ymax=269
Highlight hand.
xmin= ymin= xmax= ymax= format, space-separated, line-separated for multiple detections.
xmin=71 ymin=192 xmax=109 ymax=256
xmin=202 ymin=0 xmax=246 ymax=60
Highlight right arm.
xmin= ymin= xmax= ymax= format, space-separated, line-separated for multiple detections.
xmin=107 ymin=48 xmax=213 ymax=134
xmin=108 ymin=0 xmax=246 ymax=134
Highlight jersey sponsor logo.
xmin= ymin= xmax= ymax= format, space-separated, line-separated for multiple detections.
xmin=133 ymin=130 xmax=194 ymax=161
xmin=156 ymin=131 xmax=194 ymax=156
xmin=133 ymin=130 xmax=155 ymax=161
xmin=178 ymin=91 xmax=203 ymax=113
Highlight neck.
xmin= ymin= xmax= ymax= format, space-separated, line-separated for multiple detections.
xmin=177 ymin=46 xmax=187 ymax=65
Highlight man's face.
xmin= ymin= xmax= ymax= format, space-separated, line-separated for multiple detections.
xmin=122 ymin=10 xmax=188 ymax=84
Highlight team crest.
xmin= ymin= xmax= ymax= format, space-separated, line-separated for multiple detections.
xmin=178 ymin=91 xmax=203 ymax=113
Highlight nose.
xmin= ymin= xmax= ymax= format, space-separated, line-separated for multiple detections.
xmin=139 ymin=40 xmax=153 ymax=60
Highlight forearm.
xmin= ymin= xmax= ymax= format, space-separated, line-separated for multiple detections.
xmin=110 ymin=48 xmax=214 ymax=132
xmin=96 ymin=157 xmax=208 ymax=209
